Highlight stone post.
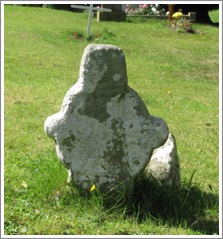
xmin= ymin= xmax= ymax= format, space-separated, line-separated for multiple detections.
xmin=97 ymin=4 xmax=126 ymax=22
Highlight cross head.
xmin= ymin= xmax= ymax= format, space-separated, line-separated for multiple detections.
xmin=71 ymin=4 xmax=112 ymax=36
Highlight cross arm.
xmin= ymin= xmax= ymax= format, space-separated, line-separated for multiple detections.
xmin=71 ymin=5 xmax=112 ymax=12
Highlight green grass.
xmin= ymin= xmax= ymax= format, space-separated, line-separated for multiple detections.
xmin=4 ymin=5 xmax=220 ymax=235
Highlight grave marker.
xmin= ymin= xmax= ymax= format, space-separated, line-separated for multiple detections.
xmin=97 ymin=4 xmax=126 ymax=22
xmin=44 ymin=44 xmax=171 ymax=199
xmin=71 ymin=4 xmax=112 ymax=36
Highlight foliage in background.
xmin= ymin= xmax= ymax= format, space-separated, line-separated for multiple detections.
xmin=208 ymin=9 xmax=219 ymax=23
xmin=125 ymin=4 xmax=166 ymax=16
xmin=4 ymin=5 xmax=219 ymax=235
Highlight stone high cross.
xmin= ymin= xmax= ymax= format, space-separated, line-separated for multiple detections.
xmin=44 ymin=44 xmax=177 ymax=199
xmin=71 ymin=4 xmax=112 ymax=36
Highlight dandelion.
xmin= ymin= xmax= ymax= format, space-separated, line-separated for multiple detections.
xmin=90 ymin=184 xmax=96 ymax=192
xmin=34 ymin=209 xmax=40 ymax=215
xmin=21 ymin=182 xmax=27 ymax=189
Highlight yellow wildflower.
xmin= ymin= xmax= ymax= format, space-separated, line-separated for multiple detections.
xmin=90 ymin=184 xmax=96 ymax=192
xmin=21 ymin=182 xmax=27 ymax=189
xmin=172 ymin=12 xmax=183 ymax=19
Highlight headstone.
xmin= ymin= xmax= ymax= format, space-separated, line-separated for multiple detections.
xmin=188 ymin=12 xmax=196 ymax=21
xmin=97 ymin=4 xmax=126 ymax=22
xmin=144 ymin=133 xmax=180 ymax=187
xmin=44 ymin=44 xmax=169 ymax=199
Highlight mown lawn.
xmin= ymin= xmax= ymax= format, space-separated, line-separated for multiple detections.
xmin=4 ymin=5 xmax=220 ymax=235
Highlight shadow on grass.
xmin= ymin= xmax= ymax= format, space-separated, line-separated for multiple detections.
xmin=58 ymin=172 xmax=219 ymax=235
xmin=126 ymin=175 xmax=219 ymax=235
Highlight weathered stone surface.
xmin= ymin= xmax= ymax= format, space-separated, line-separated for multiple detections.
xmin=144 ymin=133 xmax=180 ymax=187
xmin=44 ymin=44 xmax=169 ymax=197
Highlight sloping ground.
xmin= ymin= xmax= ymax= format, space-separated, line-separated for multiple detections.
xmin=4 ymin=5 xmax=220 ymax=235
